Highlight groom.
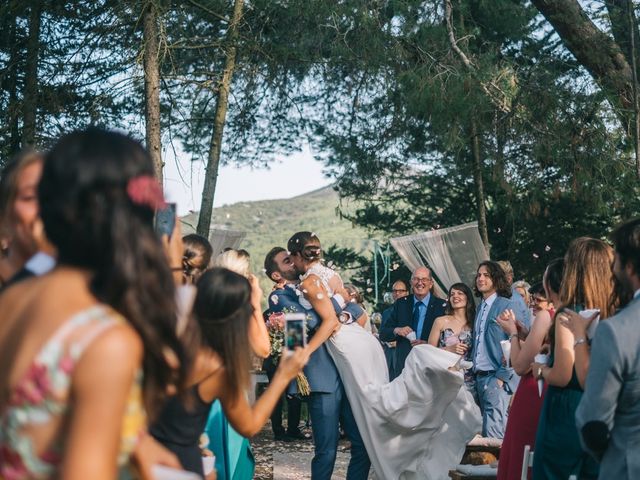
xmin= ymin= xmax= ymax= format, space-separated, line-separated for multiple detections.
xmin=263 ymin=247 xmax=371 ymax=479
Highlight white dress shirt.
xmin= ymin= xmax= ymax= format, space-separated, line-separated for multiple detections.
xmin=474 ymin=292 xmax=497 ymax=371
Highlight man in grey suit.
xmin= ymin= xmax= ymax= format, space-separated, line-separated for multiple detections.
xmin=576 ymin=218 xmax=640 ymax=479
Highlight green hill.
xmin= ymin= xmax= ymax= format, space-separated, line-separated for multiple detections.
xmin=180 ymin=186 xmax=376 ymax=295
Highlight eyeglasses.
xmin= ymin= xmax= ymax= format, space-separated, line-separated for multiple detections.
xmin=412 ymin=277 xmax=432 ymax=283
xmin=392 ymin=289 xmax=408 ymax=293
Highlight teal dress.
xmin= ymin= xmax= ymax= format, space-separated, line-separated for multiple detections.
xmin=532 ymin=308 xmax=599 ymax=480
xmin=204 ymin=401 xmax=255 ymax=480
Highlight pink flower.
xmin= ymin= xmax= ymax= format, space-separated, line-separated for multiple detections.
xmin=267 ymin=312 xmax=285 ymax=331
xmin=126 ymin=175 xmax=166 ymax=210
xmin=59 ymin=355 xmax=75 ymax=375
xmin=11 ymin=363 xmax=51 ymax=406
xmin=1 ymin=445 xmax=29 ymax=480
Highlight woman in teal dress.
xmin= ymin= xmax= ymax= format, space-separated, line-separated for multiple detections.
xmin=205 ymin=400 xmax=255 ymax=480
xmin=531 ymin=238 xmax=618 ymax=480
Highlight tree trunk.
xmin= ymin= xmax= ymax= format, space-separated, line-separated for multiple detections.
xmin=605 ymin=0 xmax=640 ymax=72
xmin=470 ymin=118 xmax=490 ymax=253
xmin=196 ymin=0 xmax=244 ymax=238
xmin=6 ymin=4 xmax=21 ymax=155
xmin=142 ymin=1 xmax=163 ymax=182
xmin=21 ymin=0 xmax=41 ymax=147
xmin=531 ymin=0 xmax=636 ymax=137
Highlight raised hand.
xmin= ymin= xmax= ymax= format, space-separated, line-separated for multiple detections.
xmin=497 ymin=309 xmax=517 ymax=335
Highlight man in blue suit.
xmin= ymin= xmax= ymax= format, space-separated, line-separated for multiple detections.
xmin=472 ymin=260 xmax=519 ymax=438
xmin=263 ymin=247 xmax=370 ymax=480
xmin=379 ymin=266 xmax=446 ymax=379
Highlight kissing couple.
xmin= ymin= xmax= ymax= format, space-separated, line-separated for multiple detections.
xmin=264 ymin=232 xmax=481 ymax=480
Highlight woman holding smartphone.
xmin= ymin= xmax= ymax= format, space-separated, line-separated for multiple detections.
xmin=150 ymin=268 xmax=308 ymax=478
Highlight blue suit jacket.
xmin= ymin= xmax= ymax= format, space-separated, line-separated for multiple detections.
xmin=378 ymin=294 xmax=446 ymax=378
xmin=267 ymin=285 xmax=364 ymax=394
xmin=472 ymin=295 xmax=519 ymax=392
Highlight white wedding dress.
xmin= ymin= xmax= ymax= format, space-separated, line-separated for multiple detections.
xmin=301 ymin=264 xmax=482 ymax=480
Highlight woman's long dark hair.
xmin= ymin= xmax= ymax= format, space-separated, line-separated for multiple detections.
xmin=182 ymin=234 xmax=213 ymax=283
xmin=193 ymin=267 xmax=253 ymax=400
xmin=445 ymin=282 xmax=476 ymax=330
xmin=38 ymin=127 xmax=189 ymax=417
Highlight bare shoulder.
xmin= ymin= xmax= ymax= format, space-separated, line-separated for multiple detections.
xmin=77 ymin=321 xmax=143 ymax=373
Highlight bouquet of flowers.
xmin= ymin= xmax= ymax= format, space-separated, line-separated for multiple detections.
xmin=267 ymin=310 xmax=310 ymax=396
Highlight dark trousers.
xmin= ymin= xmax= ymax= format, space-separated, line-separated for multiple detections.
xmin=308 ymin=383 xmax=371 ymax=480
xmin=265 ymin=357 xmax=302 ymax=435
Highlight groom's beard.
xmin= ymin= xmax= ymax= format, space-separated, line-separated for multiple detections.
xmin=280 ymin=270 xmax=299 ymax=282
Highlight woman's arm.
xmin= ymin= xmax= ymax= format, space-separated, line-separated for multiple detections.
xmin=427 ymin=317 xmax=443 ymax=347
xmin=247 ymin=274 xmax=270 ymax=358
xmin=511 ymin=310 xmax=552 ymax=375
xmin=533 ymin=319 xmax=575 ymax=387
xmin=61 ymin=325 xmax=144 ymax=480
xmin=301 ymin=275 xmax=340 ymax=355
xmin=558 ymin=309 xmax=598 ymax=389
xmin=218 ymin=348 xmax=308 ymax=437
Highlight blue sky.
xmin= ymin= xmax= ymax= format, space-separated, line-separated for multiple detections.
xmin=163 ymin=145 xmax=331 ymax=215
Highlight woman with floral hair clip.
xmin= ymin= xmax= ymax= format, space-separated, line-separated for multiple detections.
xmin=0 ymin=128 xmax=190 ymax=479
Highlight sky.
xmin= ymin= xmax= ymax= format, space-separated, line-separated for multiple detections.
xmin=163 ymin=145 xmax=332 ymax=215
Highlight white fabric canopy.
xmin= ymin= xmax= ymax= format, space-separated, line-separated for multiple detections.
xmin=208 ymin=228 xmax=246 ymax=256
xmin=390 ymin=222 xmax=489 ymax=294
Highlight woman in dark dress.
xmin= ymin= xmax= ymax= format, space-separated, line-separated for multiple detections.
xmin=151 ymin=268 xmax=308 ymax=476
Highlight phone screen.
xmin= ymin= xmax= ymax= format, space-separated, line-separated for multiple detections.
xmin=154 ymin=203 xmax=177 ymax=238
xmin=284 ymin=313 xmax=307 ymax=350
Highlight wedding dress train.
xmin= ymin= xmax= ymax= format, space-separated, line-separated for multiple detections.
xmin=328 ymin=323 xmax=481 ymax=480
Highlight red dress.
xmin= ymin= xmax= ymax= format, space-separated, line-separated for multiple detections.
xmin=497 ymin=372 xmax=546 ymax=480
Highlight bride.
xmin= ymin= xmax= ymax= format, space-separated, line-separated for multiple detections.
xmin=287 ymin=232 xmax=481 ymax=480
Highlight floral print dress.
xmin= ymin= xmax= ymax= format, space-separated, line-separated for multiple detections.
xmin=0 ymin=306 xmax=146 ymax=480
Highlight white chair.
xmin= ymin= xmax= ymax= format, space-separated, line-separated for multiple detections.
xmin=520 ymin=445 xmax=534 ymax=480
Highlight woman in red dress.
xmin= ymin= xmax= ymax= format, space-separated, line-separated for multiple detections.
xmin=495 ymin=261 xmax=561 ymax=480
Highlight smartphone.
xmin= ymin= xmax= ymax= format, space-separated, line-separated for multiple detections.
xmin=154 ymin=203 xmax=176 ymax=238
xmin=284 ymin=313 xmax=307 ymax=351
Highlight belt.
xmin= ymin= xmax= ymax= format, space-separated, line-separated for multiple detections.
xmin=475 ymin=370 xmax=495 ymax=377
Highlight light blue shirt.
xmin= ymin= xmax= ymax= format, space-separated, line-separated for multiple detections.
xmin=413 ymin=293 xmax=431 ymax=337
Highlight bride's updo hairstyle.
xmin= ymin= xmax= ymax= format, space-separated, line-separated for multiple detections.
xmin=38 ymin=127 xmax=189 ymax=416
xmin=287 ymin=231 xmax=322 ymax=262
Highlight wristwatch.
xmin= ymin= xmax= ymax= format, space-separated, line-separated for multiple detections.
xmin=508 ymin=333 xmax=518 ymax=340
xmin=574 ymin=338 xmax=588 ymax=348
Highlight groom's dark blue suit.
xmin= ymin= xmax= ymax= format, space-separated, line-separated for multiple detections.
xmin=268 ymin=285 xmax=371 ymax=480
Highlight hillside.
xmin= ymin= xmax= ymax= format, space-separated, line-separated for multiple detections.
xmin=180 ymin=186 xmax=376 ymax=292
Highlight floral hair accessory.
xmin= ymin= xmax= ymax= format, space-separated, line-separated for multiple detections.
xmin=126 ymin=175 xmax=166 ymax=210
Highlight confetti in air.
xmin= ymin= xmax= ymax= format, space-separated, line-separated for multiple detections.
xmin=533 ymin=253 xmax=539 ymax=259
xmin=545 ymin=245 xmax=551 ymax=252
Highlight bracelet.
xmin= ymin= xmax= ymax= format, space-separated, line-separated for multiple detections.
xmin=508 ymin=333 xmax=518 ymax=341
xmin=574 ymin=338 xmax=588 ymax=348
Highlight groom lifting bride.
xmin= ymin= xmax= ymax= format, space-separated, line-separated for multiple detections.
xmin=265 ymin=232 xmax=482 ymax=480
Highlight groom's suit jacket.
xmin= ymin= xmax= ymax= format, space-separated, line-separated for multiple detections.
xmin=378 ymin=294 xmax=446 ymax=379
xmin=472 ymin=295 xmax=519 ymax=393
xmin=576 ymin=295 xmax=640 ymax=479
xmin=267 ymin=284 xmax=364 ymax=394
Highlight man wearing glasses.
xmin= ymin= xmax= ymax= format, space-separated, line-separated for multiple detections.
xmin=379 ymin=267 xmax=446 ymax=379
